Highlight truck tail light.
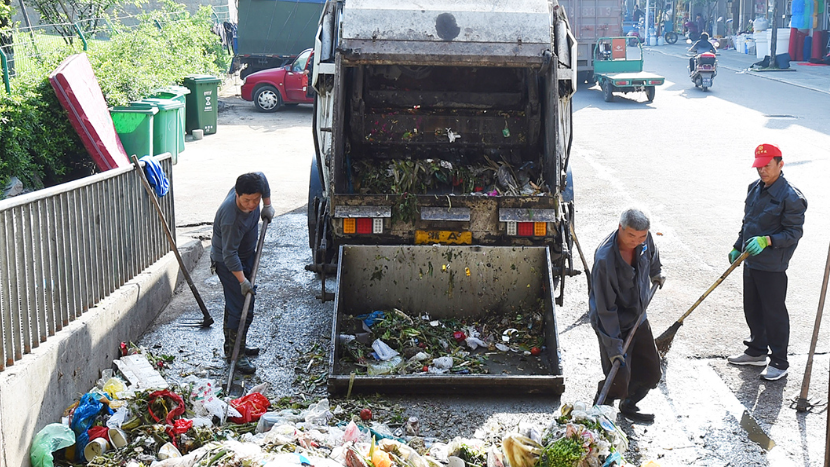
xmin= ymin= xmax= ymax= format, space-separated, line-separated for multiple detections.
xmin=614 ymin=80 xmax=630 ymax=86
xmin=507 ymin=222 xmax=547 ymax=237
xmin=343 ymin=218 xmax=383 ymax=234
xmin=648 ymin=80 xmax=662 ymax=85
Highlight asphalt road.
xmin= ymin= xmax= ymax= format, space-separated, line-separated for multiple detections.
xmin=140 ymin=48 xmax=830 ymax=466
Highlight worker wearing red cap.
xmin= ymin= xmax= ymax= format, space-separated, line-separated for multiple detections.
xmin=726 ymin=144 xmax=807 ymax=381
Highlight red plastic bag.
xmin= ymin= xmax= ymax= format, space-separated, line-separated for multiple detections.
xmin=229 ymin=393 xmax=271 ymax=424
xmin=173 ymin=419 xmax=193 ymax=434
xmin=87 ymin=426 xmax=109 ymax=442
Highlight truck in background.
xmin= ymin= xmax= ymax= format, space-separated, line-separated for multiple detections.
xmin=557 ymin=0 xmax=623 ymax=82
xmin=236 ymin=0 xmax=325 ymax=79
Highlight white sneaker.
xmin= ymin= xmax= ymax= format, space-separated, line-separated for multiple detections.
xmin=760 ymin=366 xmax=788 ymax=381
xmin=727 ymin=353 xmax=768 ymax=367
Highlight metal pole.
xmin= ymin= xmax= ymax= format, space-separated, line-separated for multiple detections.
xmin=645 ymin=0 xmax=651 ymax=44
xmin=73 ymin=23 xmax=87 ymax=51
xmin=0 ymin=48 xmax=9 ymax=93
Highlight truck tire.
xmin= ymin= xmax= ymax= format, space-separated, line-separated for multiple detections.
xmin=602 ymin=80 xmax=614 ymax=102
xmin=254 ymin=85 xmax=283 ymax=112
xmin=645 ymin=86 xmax=655 ymax=102
xmin=308 ymin=157 xmax=324 ymax=249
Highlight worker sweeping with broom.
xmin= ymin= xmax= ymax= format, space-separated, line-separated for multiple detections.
xmin=726 ymin=144 xmax=807 ymax=381
xmin=211 ymin=172 xmax=275 ymax=374
xmin=590 ymin=208 xmax=665 ymax=422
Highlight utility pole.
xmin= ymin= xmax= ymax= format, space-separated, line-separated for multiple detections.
xmin=768 ymin=0 xmax=779 ymax=68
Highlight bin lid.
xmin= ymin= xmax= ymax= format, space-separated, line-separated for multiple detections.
xmin=109 ymin=103 xmax=159 ymax=115
xmin=154 ymin=85 xmax=191 ymax=95
xmin=140 ymin=98 xmax=185 ymax=111
xmin=183 ymin=74 xmax=222 ymax=84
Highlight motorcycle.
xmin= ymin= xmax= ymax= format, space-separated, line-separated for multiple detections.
xmin=689 ymin=52 xmax=717 ymax=91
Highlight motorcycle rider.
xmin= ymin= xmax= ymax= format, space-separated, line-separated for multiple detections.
xmin=689 ymin=32 xmax=716 ymax=73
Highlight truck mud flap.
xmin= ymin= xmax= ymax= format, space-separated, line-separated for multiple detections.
xmin=328 ymin=245 xmax=564 ymax=395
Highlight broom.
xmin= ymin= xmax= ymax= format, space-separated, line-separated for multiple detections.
xmin=654 ymin=250 xmax=750 ymax=357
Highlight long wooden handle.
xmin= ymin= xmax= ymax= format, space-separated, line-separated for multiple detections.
xmin=797 ymin=242 xmax=830 ymax=410
xmin=226 ymin=218 xmax=270 ymax=393
xmin=596 ymin=283 xmax=659 ymax=406
xmin=675 ymin=250 xmax=750 ymax=325
xmin=132 ymin=155 xmax=210 ymax=320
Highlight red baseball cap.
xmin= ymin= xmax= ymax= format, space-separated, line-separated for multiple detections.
xmin=753 ymin=143 xmax=782 ymax=168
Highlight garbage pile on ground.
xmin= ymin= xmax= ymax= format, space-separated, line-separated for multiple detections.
xmin=32 ymin=348 xmax=656 ymax=467
xmin=351 ymin=157 xmax=548 ymax=197
xmin=338 ymin=309 xmax=547 ymax=376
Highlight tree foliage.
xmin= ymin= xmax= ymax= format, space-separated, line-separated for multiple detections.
xmin=0 ymin=2 xmax=230 ymax=195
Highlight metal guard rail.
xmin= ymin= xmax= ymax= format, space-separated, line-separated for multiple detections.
xmin=0 ymin=154 xmax=176 ymax=371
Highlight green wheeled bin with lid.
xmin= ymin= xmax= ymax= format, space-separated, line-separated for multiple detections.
xmin=140 ymin=97 xmax=184 ymax=164
xmin=182 ymin=75 xmax=221 ymax=135
xmin=151 ymin=85 xmax=190 ymax=153
xmin=110 ymin=102 xmax=158 ymax=159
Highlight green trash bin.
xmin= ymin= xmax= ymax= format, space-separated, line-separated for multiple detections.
xmin=151 ymin=85 xmax=190 ymax=154
xmin=182 ymin=75 xmax=221 ymax=135
xmin=110 ymin=102 xmax=158 ymax=160
xmin=141 ymin=98 xmax=184 ymax=164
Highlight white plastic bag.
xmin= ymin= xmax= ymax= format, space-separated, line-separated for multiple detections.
xmin=465 ymin=337 xmax=487 ymax=350
xmin=433 ymin=356 xmax=454 ymax=369
xmin=371 ymin=339 xmax=399 ymax=361
xmin=302 ymin=398 xmax=333 ymax=426
xmin=107 ymin=407 xmax=130 ymax=429
xmin=367 ymin=356 xmax=403 ymax=375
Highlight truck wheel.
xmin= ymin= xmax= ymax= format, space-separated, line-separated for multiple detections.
xmin=602 ymin=80 xmax=614 ymax=102
xmin=308 ymin=157 xmax=324 ymax=250
xmin=645 ymin=86 xmax=655 ymax=102
xmin=254 ymin=85 xmax=282 ymax=112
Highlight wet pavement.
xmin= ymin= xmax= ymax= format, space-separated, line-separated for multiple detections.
xmin=135 ymin=62 xmax=830 ymax=465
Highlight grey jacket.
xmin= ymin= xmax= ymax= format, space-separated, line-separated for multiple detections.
xmin=734 ymin=173 xmax=807 ymax=272
xmin=210 ymin=173 xmax=271 ymax=272
xmin=589 ymin=230 xmax=662 ymax=357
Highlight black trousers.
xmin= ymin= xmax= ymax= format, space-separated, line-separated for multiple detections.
xmin=215 ymin=255 xmax=256 ymax=331
xmin=743 ymin=267 xmax=789 ymax=370
xmin=597 ymin=319 xmax=662 ymax=403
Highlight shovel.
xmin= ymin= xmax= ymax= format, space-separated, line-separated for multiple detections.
xmin=596 ymin=283 xmax=659 ymax=406
xmin=225 ymin=217 xmax=270 ymax=396
xmin=132 ymin=155 xmax=214 ymax=328
xmin=654 ymin=250 xmax=750 ymax=357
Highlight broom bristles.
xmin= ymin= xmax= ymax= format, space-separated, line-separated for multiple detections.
xmin=655 ymin=321 xmax=683 ymax=357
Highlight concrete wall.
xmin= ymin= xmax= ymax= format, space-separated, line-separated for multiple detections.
xmin=0 ymin=239 xmax=203 ymax=467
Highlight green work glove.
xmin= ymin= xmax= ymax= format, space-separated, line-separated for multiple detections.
xmin=728 ymin=248 xmax=741 ymax=264
xmin=745 ymin=236 xmax=770 ymax=256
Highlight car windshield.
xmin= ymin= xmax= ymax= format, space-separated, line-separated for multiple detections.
xmin=292 ymin=50 xmax=311 ymax=72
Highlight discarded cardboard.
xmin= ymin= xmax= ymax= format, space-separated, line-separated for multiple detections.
xmin=113 ymin=354 xmax=169 ymax=390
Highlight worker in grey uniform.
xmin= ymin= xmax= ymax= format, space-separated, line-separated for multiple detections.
xmin=210 ymin=172 xmax=275 ymax=374
xmin=727 ymin=144 xmax=807 ymax=381
xmin=589 ymin=208 xmax=665 ymax=422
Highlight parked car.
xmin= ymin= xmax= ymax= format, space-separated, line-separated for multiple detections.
xmin=241 ymin=48 xmax=314 ymax=112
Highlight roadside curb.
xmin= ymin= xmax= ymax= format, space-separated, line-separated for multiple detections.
xmin=0 ymin=238 xmax=203 ymax=467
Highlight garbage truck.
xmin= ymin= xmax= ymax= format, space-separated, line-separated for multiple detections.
xmin=306 ymin=0 xmax=578 ymax=395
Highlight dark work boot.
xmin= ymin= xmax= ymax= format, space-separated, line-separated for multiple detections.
xmin=619 ymin=400 xmax=655 ymax=422
xmin=226 ymin=329 xmax=257 ymax=374
xmin=619 ymin=387 xmax=654 ymax=422
xmin=223 ymin=324 xmax=259 ymax=359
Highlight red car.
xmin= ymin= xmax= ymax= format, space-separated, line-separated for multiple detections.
xmin=241 ymin=48 xmax=314 ymax=112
